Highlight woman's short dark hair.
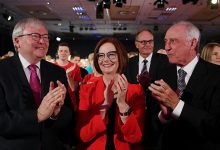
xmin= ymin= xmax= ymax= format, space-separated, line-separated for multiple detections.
xmin=93 ymin=37 xmax=128 ymax=74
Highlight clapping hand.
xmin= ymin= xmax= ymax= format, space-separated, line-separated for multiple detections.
xmin=37 ymin=80 xmax=66 ymax=122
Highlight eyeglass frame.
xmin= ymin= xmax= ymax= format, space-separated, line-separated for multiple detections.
xmin=136 ymin=39 xmax=154 ymax=45
xmin=96 ymin=51 xmax=118 ymax=61
xmin=17 ymin=33 xmax=49 ymax=42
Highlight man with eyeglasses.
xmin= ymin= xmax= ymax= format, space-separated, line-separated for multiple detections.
xmin=0 ymin=17 xmax=75 ymax=150
xmin=125 ymin=28 xmax=169 ymax=150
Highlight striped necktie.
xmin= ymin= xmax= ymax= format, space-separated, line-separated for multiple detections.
xmin=141 ymin=59 xmax=148 ymax=74
xmin=177 ymin=69 xmax=187 ymax=97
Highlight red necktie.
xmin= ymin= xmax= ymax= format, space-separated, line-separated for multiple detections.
xmin=29 ymin=64 xmax=41 ymax=106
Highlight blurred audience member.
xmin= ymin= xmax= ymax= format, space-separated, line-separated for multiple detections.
xmin=85 ymin=53 xmax=94 ymax=73
xmin=54 ymin=42 xmax=82 ymax=111
xmin=201 ymin=42 xmax=220 ymax=65
xmin=71 ymin=54 xmax=81 ymax=64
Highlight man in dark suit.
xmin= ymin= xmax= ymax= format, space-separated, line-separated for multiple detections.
xmin=149 ymin=21 xmax=220 ymax=150
xmin=125 ymin=28 xmax=169 ymax=149
xmin=0 ymin=18 xmax=74 ymax=150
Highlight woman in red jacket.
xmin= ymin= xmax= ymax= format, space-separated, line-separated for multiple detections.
xmin=77 ymin=37 xmax=145 ymax=150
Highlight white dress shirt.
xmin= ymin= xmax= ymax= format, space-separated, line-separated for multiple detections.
xmin=18 ymin=53 xmax=41 ymax=83
xmin=138 ymin=53 xmax=153 ymax=75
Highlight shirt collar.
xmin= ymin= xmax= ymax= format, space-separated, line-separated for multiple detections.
xmin=177 ymin=56 xmax=199 ymax=78
xmin=18 ymin=53 xmax=41 ymax=69
xmin=139 ymin=52 xmax=153 ymax=63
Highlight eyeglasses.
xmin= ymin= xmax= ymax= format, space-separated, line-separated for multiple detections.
xmin=136 ymin=39 xmax=154 ymax=45
xmin=96 ymin=51 xmax=118 ymax=61
xmin=18 ymin=33 xmax=49 ymax=42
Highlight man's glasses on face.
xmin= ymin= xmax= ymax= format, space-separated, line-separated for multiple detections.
xmin=18 ymin=33 xmax=49 ymax=42
xmin=96 ymin=51 xmax=118 ymax=61
xmin=136 ymin=39 xmax=154 ymax=46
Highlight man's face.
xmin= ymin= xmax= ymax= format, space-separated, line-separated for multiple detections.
xmin=135 ymin=31 xmax=154 ymax=58
xmin=14 ymin=23 xmax=49 ymax=64
xmin=57 ymin=46 xmax=70 ymax=61
xmin=164 ymin=24 xmax=197 ymax=67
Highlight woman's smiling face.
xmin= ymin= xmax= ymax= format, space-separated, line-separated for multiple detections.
xmin=97 ymin=42 xmax=119 ymax=75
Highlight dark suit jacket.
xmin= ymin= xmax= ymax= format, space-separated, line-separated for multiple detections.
xmin=126 ymin=53 xmax=169 ymax=84
xmin=155 ymin=58 xmax=220 ymax=150
xmin=125 ymin=53 xmax=169 ymax=147
xmin=0 ymin=55 xmax=74 ymax=150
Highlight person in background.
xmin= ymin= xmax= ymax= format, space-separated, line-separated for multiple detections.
xmin=0 ymin=17 xmax=74 ymax=150
xmin=125 ymin=27 xmax=169 ymax=149
xmin=200 ymin=42 xmax=220 ymax=65
xmin=70 ymin=54 xmax=88 ymax=79
xmin=85 ymin=53 xmax=94 ymax=74
xmin=149 ymin=21 xmax=220 ymax=150
xmin=71 ymin=54 xmax=81 ymax=65
xmin=77 ymin=37 xmax=145 ymax=150
xmin=54 ymin=42 xmax=82 ymax=111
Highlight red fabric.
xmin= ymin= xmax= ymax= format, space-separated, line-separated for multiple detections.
xmin=82 ymin=73 xmax=102 ymax=84
xmin=77 ymin=77 xmax=145 ymax=150
xmin=54 ymin=61 xmax=82 ymax=110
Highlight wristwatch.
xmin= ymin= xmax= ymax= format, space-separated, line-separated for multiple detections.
xmin=119 ymin=107 xmax=132 ymax=116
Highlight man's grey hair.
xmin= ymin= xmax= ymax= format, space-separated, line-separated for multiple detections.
xmin=172 ymin=21 xmax=200 ymax=51
xmin=173 ymin=21 xmax=200 ymax=41
xmin=12 ymin=17 xmax=47 ymax=51
xmin=12 ymin=17 xmax=47 ymax=38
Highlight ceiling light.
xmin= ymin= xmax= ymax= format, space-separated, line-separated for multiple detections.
xmin=153 ymin=0 xmax=168 ymax=8
xmin=56 ymin=37 xmax=61 ymax=42
xmin=103 ymin=0 xmax=111 ymax=9
xmin=2 ymin=12 xmax=13 ymax=21
xmin=113 ymin=0 xmax=126 ymax=8
xmin=182 ymin=0 xmax=199 ymax=5
xmin=69 ymin=25 xmax=74 ymax=33
xmin=166 ymin=7 xmax=177 ymax=12
xmin=72 ymin=6 xmax=85 ymax=12
xmin=96 ymin=1 xmax=104 ymax=19
xmin=208 ymin=0 xmax=219 ymax=9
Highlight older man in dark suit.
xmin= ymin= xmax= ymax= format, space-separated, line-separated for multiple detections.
xmin=149 ymin=21 xmax=220 ymax=150
xmin=0 ymin=18 xmax=74 ymax=150
xmin=125 ymin=28 xmax=169 ymax=149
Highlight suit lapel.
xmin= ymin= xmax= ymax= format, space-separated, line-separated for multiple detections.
xmin=149 ymin=53 xmax=157 ymax=77
xmin=128 ymin=55 xmax=139 ymax=83
xmin=162 ymin=64 xmax=177 ymax=91
xmin=40 ymin=60 xmax=50 ymax=98
xmin=182 ymin=59 xmax=208 ymax=103
xmin=11 ymin=55 xmax=36 ymax=107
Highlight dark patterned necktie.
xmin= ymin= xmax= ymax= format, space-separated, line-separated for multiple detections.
xmin=177 ymin=69 xmax=187 ymax=97
xmin=29 ymin=64 xmax=41 ymax=106
xmin=141 ymin=59 xmax=148 ymax=74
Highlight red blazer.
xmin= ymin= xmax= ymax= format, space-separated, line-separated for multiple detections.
xmin=77 ymin=77 xmax=145 ymax=150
